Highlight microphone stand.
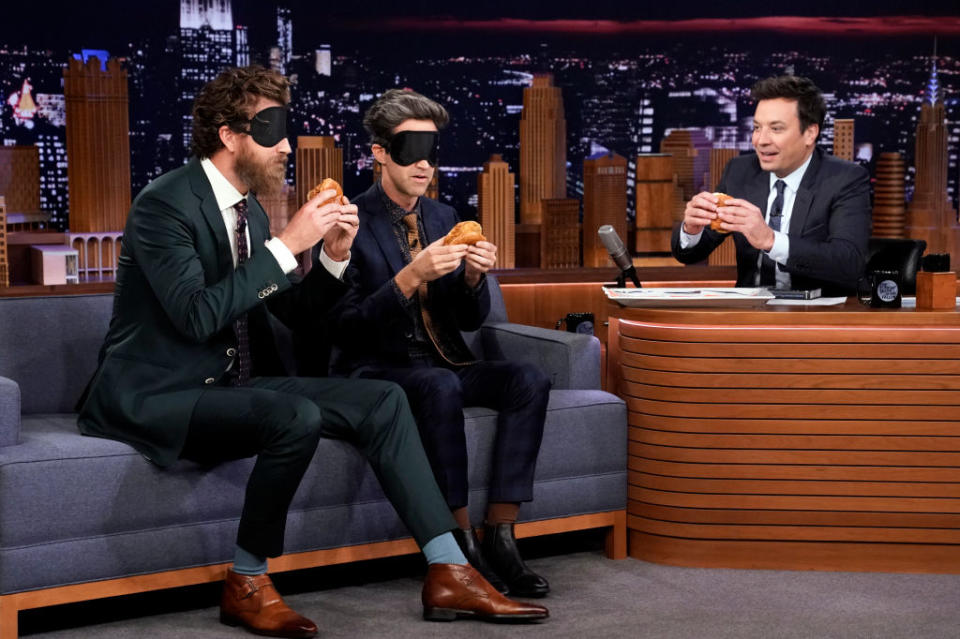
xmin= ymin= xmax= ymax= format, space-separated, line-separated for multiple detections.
xmin=603 ymin=266 xmax=642 ymax=289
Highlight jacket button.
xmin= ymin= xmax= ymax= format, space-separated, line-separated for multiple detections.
xmin=258 ymin=291 xmax=265 ymax=299
xmin=271 ymin=283 xmax=278 ymax=292
xmin=204 ymin=377 xmax=216 ymax=385
xmin=226 ymin=348 xmax=236 ymax=357
xmin=404 ymin=331 xmax=413 ymax=339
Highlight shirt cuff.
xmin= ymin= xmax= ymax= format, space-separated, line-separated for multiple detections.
xmin=265 ymin=238 xmax=298 ymax=274
xmin=766 ymin=231 xmax=790 ymax=264
xmin=679 ymin=226 xmax=702 ymax=249
xmin=318 ymin=245 xmax=350 ymax=280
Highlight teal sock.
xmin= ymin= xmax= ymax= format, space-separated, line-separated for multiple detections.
xmin=422 ymin=531 xmax=468 ymax=565
xmin=233 ymin=544 xmax=268 ymax=576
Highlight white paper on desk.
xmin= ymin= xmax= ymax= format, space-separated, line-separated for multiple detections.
xmin=766 ymin=297 xmax=848 ymax=306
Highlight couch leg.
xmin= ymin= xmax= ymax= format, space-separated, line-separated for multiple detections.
xmin=604 ymin=510 xmax=627 ymax=560
xmin=0 ymin=595 xmax=18 ymax=639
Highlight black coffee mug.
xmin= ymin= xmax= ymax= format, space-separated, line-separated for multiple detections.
xmin=858 ymin=269 xmax=902 ymax=308
xmin=556 ymin=312 xmax=595 ymax=335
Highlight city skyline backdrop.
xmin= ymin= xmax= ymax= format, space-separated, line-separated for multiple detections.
xmin=1 ymin=2 xmax=959 ymax=231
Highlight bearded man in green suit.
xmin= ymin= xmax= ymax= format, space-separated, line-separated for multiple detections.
xmin=77 ymin=66 xmax=546 ymax=638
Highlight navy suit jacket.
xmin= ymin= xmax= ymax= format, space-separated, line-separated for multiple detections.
xmin=77 ymin=158 xmax=347 ymax=466
xmin=327 ymin=184 xmax=490 ymax=374
xmin=670 ymin=147 xmax=871 ymax=295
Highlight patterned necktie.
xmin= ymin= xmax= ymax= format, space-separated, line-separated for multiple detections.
xmin=760 ymin=179 xmax=787 ymax=288
xmin=403 ymin=213 xmax=421 ymax=259
xmin=401 ymin=212 xmax=466 ymax=365
xmin=232 ymin=199 xmax=252 ymax=386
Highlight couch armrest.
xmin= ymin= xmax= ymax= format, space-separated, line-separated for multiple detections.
xmin=481 ymin=323 xmax=601 ymax=390
xmin=0 ymin=376 xmax=21 ymax=447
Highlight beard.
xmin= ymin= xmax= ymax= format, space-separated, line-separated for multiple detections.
xmin=235 ymin=144 xmax=288 ymax=196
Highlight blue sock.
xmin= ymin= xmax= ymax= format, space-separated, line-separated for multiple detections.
xmin=232 ymin=544 xmax=268 ymax=576
xmin=422 ymin=531 xmax=468 ymax=565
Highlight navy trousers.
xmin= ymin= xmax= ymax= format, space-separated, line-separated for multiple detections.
xmin=358 ymin=360 xmax=550 ymax=510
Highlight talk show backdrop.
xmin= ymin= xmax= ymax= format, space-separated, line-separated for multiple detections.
xmin=1 ymin=1 xmax=958 ymax=231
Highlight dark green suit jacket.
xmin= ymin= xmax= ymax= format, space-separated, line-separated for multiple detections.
xmin=78 ymin=158 xmax=346 ymax=466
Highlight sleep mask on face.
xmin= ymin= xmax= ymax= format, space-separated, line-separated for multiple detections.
xmin=234 ymin=106 xmax=288 ymax=148
xmin=386 ymin=130 xmax=439 ymax=167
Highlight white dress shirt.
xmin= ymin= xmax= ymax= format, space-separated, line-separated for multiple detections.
xmin=679 ymin=152 xmax=814 ymax=289
xmin=200 ymin=158 xmax=349 ymax=278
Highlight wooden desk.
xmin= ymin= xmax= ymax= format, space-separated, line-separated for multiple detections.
xmin=607 ymin=299 xmax=960 ymax=573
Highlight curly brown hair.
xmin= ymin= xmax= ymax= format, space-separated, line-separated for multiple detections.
xmin=190 ymin=66 xmax=290 ymax=158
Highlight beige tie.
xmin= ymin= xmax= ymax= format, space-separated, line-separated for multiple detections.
xmin=401 ymin=213 xmax=463 ymax=365
xmin=403 ymin=213 xmax=421 ymax=259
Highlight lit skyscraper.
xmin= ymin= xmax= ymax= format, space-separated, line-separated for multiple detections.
xmin=179 ymin=0 xmax=234 ymax=153
xmin=63 ymin=56 xmax=130 ymax=233
xmin=519 ymin=74 xmax=566 ymax=225
xmin=634 ymin=154 xmax=674 ymax=253
xmin=276 ymin=7 xmax=293 ymax=75
xmin=582 ymin=151 xmax=627 ymax=268
xmin=236 ymin=25 xmax=250 ymax=67
xmin=833 ymin=119 xmax=854 ymax=161
xmin=540 ymin=198 xmax=580 ymax=269
xmin=477 ymin=153 xmax=515 ymax=269
xmin=907 ymin=55 xmax=960 ymax=256
xmin=315 ymin=45 xmax=332 ymax=77
xmin=296 ymin=136 xmax=343 ymax=207
xmin=873 ymin=152 xmax=907 ymax=239
xmin=36 ymin=133 xmax=68 ymax=228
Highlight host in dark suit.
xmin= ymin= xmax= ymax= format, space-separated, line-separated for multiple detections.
xmin=671 ymin=75 xmax=871 ymax=295
xmin=77 ymin=67 xmax=545 ymax=638
xmin=325 ymin=89 xmax=551 ymax=598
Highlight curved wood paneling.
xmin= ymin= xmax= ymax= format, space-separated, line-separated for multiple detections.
xmin=611 ymin=301 xmax=960 ymax=572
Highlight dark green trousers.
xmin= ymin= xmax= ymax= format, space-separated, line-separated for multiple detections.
xmin=181 ymin=376 xmax=455 ymax=557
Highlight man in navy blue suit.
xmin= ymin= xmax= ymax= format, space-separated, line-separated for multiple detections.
xmin=327 ymin=89 xmax=551 ymax=598
xmin=671 ymin=75 xmax=871 ymax=296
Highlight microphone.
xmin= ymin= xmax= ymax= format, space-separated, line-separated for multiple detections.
xmin=598 ymin=225 xmax=641 ymax=288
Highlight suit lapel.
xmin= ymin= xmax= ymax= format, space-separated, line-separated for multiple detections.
xmin=188 ymin=159 xmax=233 ymax=277
xmin=420 ymin=198 xmax=448 ymax=245
xmin=789 ymin=148 xmax=822 ymax=237
xmin=247 ymin=195 xmax=269 ymax=256
xmin=364 ymin=187 xmax=407 ymax=275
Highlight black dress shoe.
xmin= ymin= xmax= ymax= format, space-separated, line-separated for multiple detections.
xmin=452 ymin=527 xmax=510 ymax=594
xmin=482 ymin=523 xmax=550 ymax=598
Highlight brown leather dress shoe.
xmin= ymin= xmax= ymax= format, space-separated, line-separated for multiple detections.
xmin=422 ymin=563 xmax=549 ymax=623
xmin=220 ymin=569 xmax=318 ymax=638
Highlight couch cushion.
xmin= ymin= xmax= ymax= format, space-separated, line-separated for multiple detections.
xmin=0 ymin=295 xmax=112 ymax=415
xmin=0 ymin=388 xmax=626 ymax=594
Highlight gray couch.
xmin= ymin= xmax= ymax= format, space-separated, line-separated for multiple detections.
xmin=0 ymin=276 xmax=626 ymax=637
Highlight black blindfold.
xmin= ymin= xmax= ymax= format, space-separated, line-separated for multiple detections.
xmin=386 ymin=130 xmax=439 ymax=167
xmin=233 ymin=106 xmax=288 ymax=148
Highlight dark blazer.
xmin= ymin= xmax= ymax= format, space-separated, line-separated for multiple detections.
xmin=77 ymin=158 xmax=347 ymax=467
xmin=670 ymin=147 xmax=871 ymax=295
xmin=326 ymin=184 xmax=490 ymax=374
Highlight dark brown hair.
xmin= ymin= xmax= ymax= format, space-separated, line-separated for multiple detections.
xmin=751 ymin=75 xmax=826 ymax=139
xmin=190 ymin=65 xmax=290 ymax=158
xmin=363 ymin=88 xmax=449 ymax=147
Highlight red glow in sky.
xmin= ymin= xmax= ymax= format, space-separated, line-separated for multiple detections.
xmin=346 ymin=16 xmax=960 ymax=37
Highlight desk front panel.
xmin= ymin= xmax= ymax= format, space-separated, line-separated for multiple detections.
xmin=613 ymin=304 xmax=960 ymax=572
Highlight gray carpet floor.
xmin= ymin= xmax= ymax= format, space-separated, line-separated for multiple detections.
xmin=22 ymin=535 xmax=960 ymax=638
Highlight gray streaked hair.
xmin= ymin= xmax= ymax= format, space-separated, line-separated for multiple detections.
xmin=363 ymin=88 xmax=450 ymax=147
